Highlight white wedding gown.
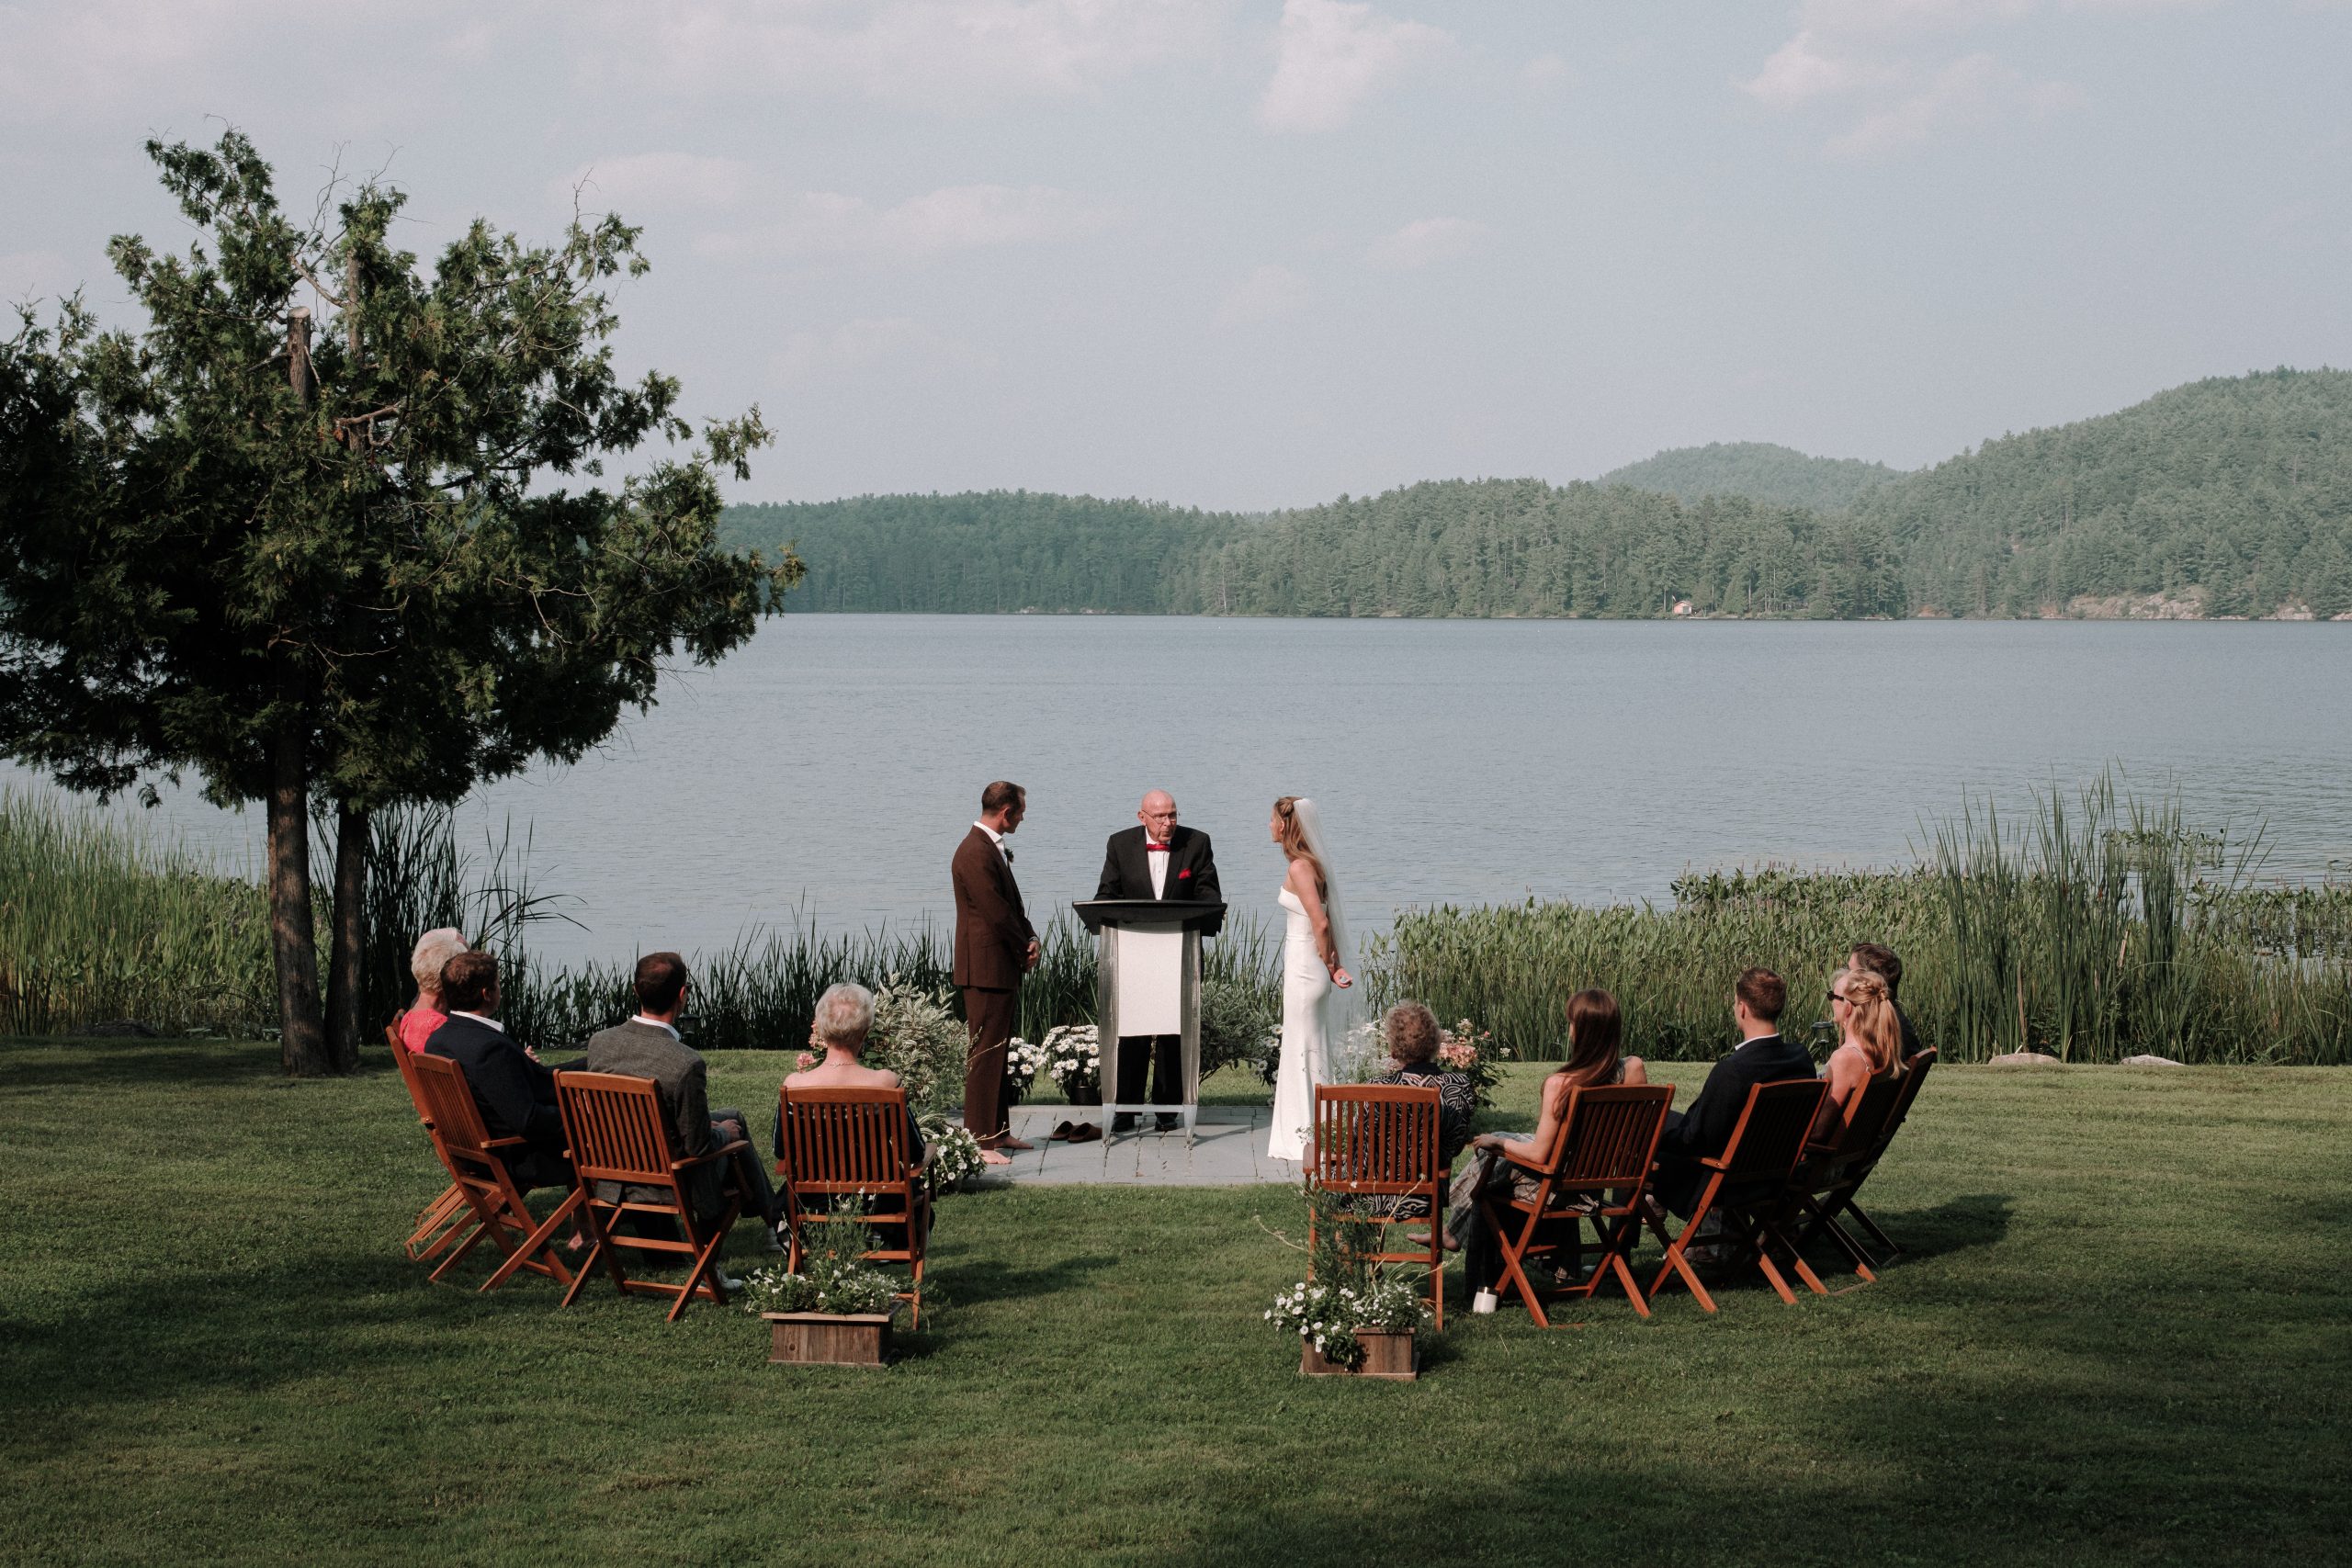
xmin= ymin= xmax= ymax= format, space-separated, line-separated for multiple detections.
xmin=1267 ymin=886 xmax=1331 ymax=1161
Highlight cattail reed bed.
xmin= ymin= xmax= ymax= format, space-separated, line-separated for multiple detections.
xmin=1369 ymin=775 xmax=2352 ymax=1066
xmin=9 ymin=776 xmax=2347 ymax=1064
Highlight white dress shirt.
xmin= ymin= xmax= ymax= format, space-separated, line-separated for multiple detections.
xmin=974 ymin=819 xmax=1012 ymax=865
xmin=448 ymin=1010 xmax=505 ymax=1032
xmin=629 ymin=1014 xmax=681 ymax=1040
xmin=1146 ymin=837 xmax=1171 ymax=897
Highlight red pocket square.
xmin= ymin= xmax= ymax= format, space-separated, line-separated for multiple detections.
xmin=1178 ymin=868 xmax=1192 ymax=878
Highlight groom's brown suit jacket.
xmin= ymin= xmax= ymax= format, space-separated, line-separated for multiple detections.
xmin=951 ymin=826 xmax=1034 ymax=990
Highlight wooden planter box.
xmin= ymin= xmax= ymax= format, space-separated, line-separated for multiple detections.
xmin=1300 ymin=1328 xmax=1418 ymax=1381
xmin=765 ymin=1312 xmax=893 ymax=1367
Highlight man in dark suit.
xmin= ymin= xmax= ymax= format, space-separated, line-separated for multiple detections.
xmin=1848 ymin=942 xmax=1926 ymax=1060
xmin=1651 ymin=966 xmax=1816 ymax=1218
xmin=582 ymin=952 xmax=781 ymax=1247
xmin=952 ymin=780 xmax=1038 ymax=1165
xmin=424 ymin=951 xmax=571 ymax=1190
xmin=1093 ymin=788 xmax=1223 ymax=1132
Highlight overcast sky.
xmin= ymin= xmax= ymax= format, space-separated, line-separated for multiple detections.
xmin=4 ymin=0 xmax=2348 ymax=511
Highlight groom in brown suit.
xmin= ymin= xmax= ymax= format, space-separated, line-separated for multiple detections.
xmin=952 ymin=780 xmax=1038 ymax=1164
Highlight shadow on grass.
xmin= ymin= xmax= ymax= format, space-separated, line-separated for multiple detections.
xmin=0 ymin=1043 xmax=278 ymax=1092
xmin=944 ymin=1252 xmax=1121 ymax=1306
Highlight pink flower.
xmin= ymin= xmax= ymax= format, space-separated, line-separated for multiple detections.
xmin=795 ymin=1052 xmax=817 ymax=1071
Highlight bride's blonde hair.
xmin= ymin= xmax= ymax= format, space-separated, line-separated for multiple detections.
xmin=1272 ymin=796 xmax=1328 ymax=898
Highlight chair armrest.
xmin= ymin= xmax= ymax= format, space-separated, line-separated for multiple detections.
xmin=1499 ymin=1143 xmax=1553 ymax=1174
xmin=481 ymin=1135 xmax=529 ymax=1150
xmin=673 ymin=1137 xmax=751 ymax=1171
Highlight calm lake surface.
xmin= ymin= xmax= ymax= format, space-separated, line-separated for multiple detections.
xmin=17 ymin=616 xmax=2352 ymax=964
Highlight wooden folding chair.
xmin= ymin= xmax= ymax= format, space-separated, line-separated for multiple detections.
xmin=1787 ymin=1066 xmax=1909 ymax=1283
xmin=1307 ymin=1084 xmax=1450 ymax=1329
xmin=775 ymin=1085 xmax=932 ymax=1327
xmin=1478 ymin=1084 xmax=1674 ymax=1326
xmin=387 ymin=1014 xmax=472 ymax=1264
xmin=552 ymin=1070 xmax=747 ymax=1322
xmin=1799 ymin=1048 xmax=1937 ymax=1270
xmin=1646 ymin=1077 xmax=1831 ymax=1313
xmin=406 ymin=1052 xmax=576 ymax=1293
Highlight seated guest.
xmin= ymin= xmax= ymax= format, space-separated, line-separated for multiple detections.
xmin=781 ymin=983 xmax=933 ymax=1171
xmin=1818 ymin=966 xmax=1908 ymax=1137
xmin=1353 ymin=1001 xmax=1476 ymax=1220
xmin=424 ymin=952 xmax=571 ymax=1191
xmin=1650 ymin=966 xmax=1815 ymax=1219
xmin=1847 ymin=942 xmax=1925 ymax=1060
xmin=397 ymin=928 xmax=469 ymax=1053
xmin=1442 ymin=988 xmax=1638 ymax=1290
xmin=583 ymin=952 xmax=784 ymax=1249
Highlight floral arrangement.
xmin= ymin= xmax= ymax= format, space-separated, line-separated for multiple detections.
xmin=741 ymin=1206 xmax=903 ymax=1318
xmin=1042 ymin=1022 xmax=1100 ymax=1099
xmin=1005 ymin=1033 xmax=1048 ymax=1091
xmin=1264 ymin=1186 xmax=1432 ymax=1369
xmin=919 ymin=1112 xmax=987 ymax=1191
xmin=1438 ymin=1017 xmax=1510 ymax=1110
xmin=1264 ymin=1274 xmax=1430 ymax=1369
xmin=1332 ymin=1020 xmax=1389 ymax=1085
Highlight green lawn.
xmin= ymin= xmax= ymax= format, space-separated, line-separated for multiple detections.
xmin=2 ymin=1042 xmax=2346 ymax=1567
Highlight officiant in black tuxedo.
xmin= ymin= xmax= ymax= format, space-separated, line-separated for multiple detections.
xmin=1094 ymin=789 xmax=1223 ymax=1132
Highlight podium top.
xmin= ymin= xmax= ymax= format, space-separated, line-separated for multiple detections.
xmin=1072 ymin=898 xmax=1228 ymax=934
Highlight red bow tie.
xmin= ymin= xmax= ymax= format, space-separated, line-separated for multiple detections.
xmin=1147 ymin=842 xmax=1171 ymax=852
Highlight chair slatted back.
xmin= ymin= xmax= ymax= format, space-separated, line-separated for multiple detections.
xmin=556 ymin=1072 xmax=677 ymax=1186
xmin=409 ymin=1051 xmax=501 ymax=1163
xmin=1875 ymin=1048 xmax=1936 ymax=1153
xmin=780 ymin=1086 xmax=917 ymax=1194
xmin=1553 ymin=1084 xmax=1676 ymax=1187
xmin=1720 ymin=1079 xmax=1831 ymax=1182
xmin=1814 ymin=1070 xmax=1906 ymax=1158
xmin=1311 ymin=1084 xmax=1442 ymax=1194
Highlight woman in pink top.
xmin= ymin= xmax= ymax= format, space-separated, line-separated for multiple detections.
xmin=398 ymin=928 xmax=469 ymax=1052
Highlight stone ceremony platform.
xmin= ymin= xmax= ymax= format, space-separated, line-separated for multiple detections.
xmin=975 ymin=1103 xmax=1301 ymax=1186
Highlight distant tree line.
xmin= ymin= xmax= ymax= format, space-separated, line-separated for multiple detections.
xmin=722 ymin=367 xmax=2352 ymax=620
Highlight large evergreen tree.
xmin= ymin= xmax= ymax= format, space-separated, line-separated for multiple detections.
xmin=0 ymin=132 xmax=799 ymax=1075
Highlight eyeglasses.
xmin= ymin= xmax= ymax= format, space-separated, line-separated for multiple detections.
xmin=1827 ymin=990 xmax=1851 ymax=1006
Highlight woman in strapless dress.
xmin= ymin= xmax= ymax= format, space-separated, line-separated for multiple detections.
xmin=1266 ymin=795 xmax=1352 ymax=1161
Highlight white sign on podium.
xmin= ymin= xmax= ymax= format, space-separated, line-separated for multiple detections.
xmin=1074 ymin=898 xmax=1225 ymax=1143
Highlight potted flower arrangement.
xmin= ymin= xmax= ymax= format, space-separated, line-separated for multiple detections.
xmin=918 ymin=1112 xmax=988 ymax=1192
xmin=1438 ymin=1017 xmax=1509 ymax=1110
xmin=1005 ymin=1033 xmax=1048 ymax=1101
xmin=1042 ymin=1022 xmax=1101 ymax=1104
xmin=747 ymin=1208 xmax=907 ymax=1368
xmin=1266 ymin=1190 xmax=1432 ymax=1380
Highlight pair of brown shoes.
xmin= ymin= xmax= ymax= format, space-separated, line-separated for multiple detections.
xmin=1050 ymin=1120 xmax=1102 ymax=1144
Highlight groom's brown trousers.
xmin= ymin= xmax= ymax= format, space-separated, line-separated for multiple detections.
xmin=962 ymin=985 xmax=1016 ymax=1145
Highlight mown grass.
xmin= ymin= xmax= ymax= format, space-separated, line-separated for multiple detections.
xmin=1 ymin=1042 xmax=2346 ymax=1566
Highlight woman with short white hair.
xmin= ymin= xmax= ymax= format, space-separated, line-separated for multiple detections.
xmin=396 ymin=927 xmax=470 ymax=1053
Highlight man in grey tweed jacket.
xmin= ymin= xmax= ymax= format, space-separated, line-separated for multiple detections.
xmin=582 ymin=952 xmax=781 ymax=1243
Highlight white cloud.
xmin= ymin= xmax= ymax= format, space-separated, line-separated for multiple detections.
xmin=1521 ymin=52 xmax=1569 ymax=88
xmin=697 ymin=184 xmax=1118 ymax=263
xmin=773 ymin=316 xmax=995 ymax=381
xmin=556 ymin=154 xmax=754 ymax=211
xmin=1366 ymin=216 xmax=1489 ymax=270
xmin=1257 ymin=0 xmax=1450 ymax=134
xmin=1743 ymin=0 xmax=2082 ymax=156
xmin=573 ymin=0 xmax=1227 ymax=111
xmin=1214 ymin=264 xmax=1308 ymax=326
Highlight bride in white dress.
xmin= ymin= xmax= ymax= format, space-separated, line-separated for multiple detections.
xmin=1267 ymin=795 xmax=1353 ymax=1161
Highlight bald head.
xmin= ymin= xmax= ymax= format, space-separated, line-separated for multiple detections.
xmin=1138 ymin=791 xmax=1177 ymax=841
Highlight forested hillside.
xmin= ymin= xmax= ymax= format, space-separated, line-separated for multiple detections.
xmin=721 ymin=491 xmax=1241 ymax=613
xmin=723 ymin=369 xmax=2352 ymax=619
xmin=1853 ymin=368 xmax=2352 ymax=617
xmin=1598 ymin=442 xmax=1900 ymax=511
xmin=1170 ymin=480 xmax=1903 ymax=617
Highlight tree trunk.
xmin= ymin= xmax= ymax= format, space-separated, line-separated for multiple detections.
xmin=323 ymin=800 xmax=368 ymax=1072
xmin=267 ymin=705 xmax=330 ymax=1077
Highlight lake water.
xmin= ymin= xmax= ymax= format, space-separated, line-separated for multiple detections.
xmin=13 ymin=616 xmax=2352 ymax=964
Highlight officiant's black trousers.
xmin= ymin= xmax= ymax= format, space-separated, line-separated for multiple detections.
xmin=1114 ymin=1033 xmax=1182 ymax=1107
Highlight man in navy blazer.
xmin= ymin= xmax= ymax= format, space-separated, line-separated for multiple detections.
xmin=1093 ymin=789 xmax=1222 ymax=1132
xmin=424 ymin=951 xmax=572 ymax=1190
xmin=1651 ymin=966 xmax=1815 ymax=1217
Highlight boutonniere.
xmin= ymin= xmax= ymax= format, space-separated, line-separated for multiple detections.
xmin=1178 ymin=867 xmax=1193 ymax=879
